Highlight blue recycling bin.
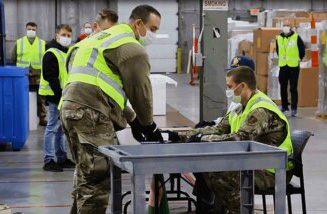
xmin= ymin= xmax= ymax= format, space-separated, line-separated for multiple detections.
xmin=0 ymin=66 xmax=29 ymax=150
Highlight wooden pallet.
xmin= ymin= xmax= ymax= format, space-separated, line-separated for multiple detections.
xmin=316 ymin=113 xmax=327 ymax=121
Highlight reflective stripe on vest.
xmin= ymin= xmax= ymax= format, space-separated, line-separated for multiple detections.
xmin=38 ymin=48 xmax=67 ymax=96
xmin=228 ymin=91 xmax=294 ymax=172
xmin=69 ymin=66 xmax=127 ymax=100
xmin=277 ymin=33 xmax=300 ymax=67
xmin=86 ymin=32 xmax=134 ymax=67
xmin=67 ymin=24 xmax=140 ymax=110
xmin=16 ymin=36 xmax=45 ymax=69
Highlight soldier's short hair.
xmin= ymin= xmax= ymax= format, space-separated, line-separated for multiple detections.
xmin=96 ymin=9 xmax=118 ymax=24
xmin=129 ymin=5 xmax=161 ymax=24
xmin=26 ymin=22 xmax=37 ymax=28
xmin=55 ymin=24 xmax=72 ymax=34
xmin=227 ymin=66 xmax=256 ymax=90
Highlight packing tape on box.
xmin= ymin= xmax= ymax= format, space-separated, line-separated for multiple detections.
xmin=322 ymin=31 xmax=326 ymax=45
xmin=257 ymin=38 xmax=261 ymax=49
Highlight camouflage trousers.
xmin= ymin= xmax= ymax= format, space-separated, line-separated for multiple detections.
xmin=60 ymin=101 xmax=115 ymax=214
xmin=37 ymin=94 xmax=46 ymax=120
xmin=204 ymin=170 xmax=293 ymax=214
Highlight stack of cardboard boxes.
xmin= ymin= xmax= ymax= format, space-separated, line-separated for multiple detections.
xmin=253 ymin=28 xmax=282 ymax=94
xmin=250 ymin=10 xmax=324 ymax=107
xmin=240 ymin=28 xmax=318 ymax=107
xmin=260 ymin=10 xmax=327 ymax=28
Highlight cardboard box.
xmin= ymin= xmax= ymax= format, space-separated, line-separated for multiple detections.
xmin=302 ymin=49 xmax=312 ymax=62
xmin=273 ymin=10 xmax=309 ymax=18
xmin=298 ymin=67 xmax=319 ymax=107
xmin=238 ymin=40 xmax=253 ymax=53
xmin=254 ymin=28 xmax=282 ymax=53
xmin=256 ymin=74 xmax=269 ymax=94
xmin=256 ymin=53 xmax=269 ymax=75
xmin=312 ymin=12 xmax=327 ymax=21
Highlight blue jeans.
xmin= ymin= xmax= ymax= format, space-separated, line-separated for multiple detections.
xmin=43 ymin=102 xmax=67 ymax=163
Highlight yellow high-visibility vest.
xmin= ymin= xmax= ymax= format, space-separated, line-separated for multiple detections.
xmin=228 ymin=91 xmax=294 ymax=172
xmin=39 ymin=48 xmax=68 ymax=96
xmin=16 ymin=36 xmax=45 ymax=69
xmin=277 ymin=33 xmax=300 ymax=67
xmin=65 ymin=23 xmax=141 ymax=110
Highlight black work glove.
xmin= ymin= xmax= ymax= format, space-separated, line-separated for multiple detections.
xmin=143 ymin=122 xmax=164 ymax=142
xmin=167 ymin=131 xmax=180 ymax=142
xmin=129 ymin=118 xmax=145 ymax=142
xmin=188 ymin=134 xmax=203 ymax=143
xmin=194 ymin=120 xmax=216 ymax=129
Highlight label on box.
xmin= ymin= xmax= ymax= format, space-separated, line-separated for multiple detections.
xmin=203 ymin=0 xmax=228 ymax=11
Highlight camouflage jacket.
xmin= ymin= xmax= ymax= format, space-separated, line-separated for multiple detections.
xmin=183 ymin=105 xmax=288 ymax=147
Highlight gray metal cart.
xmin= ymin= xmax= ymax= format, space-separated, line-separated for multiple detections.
xmin=99 ymin=141 xmax=287 ymax=214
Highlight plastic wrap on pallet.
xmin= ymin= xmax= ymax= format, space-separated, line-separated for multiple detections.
xmin=267 ymin=51 xmax=281 ymax=100
xmin=297 ymin=23 xmax=311 ymax=45
xmin=228 ymin=33 xmax=253 ymax=65
xmin=317 ymin=30 xmax=327 ymax=115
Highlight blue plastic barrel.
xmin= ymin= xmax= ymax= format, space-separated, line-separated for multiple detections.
xmin=0 ymin=66 xmax=29 ymax=150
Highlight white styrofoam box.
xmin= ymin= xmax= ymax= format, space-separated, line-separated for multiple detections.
xmin=29 ymin=92 xmax=38 ymax=131
xmin=150 ymin=74 xmax=177 ymax=115
xmin=152 ymin=77 xmax=166 ymax=115
xmin=127 ymin=75 xmax=177 ymax=115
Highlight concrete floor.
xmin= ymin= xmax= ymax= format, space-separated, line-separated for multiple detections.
xmin=1 ymin=73 xmax=327 ymax=213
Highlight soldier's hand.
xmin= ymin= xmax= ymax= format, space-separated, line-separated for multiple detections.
xmin=143 ymin=122 xmax=164 ymax=142
xmin=129 ymin=118 xmax=145 ymax=142
xmin=188 ymin=134 xmax=203 ymax=143
xmin=194 ymin=120 xmax=216 ymax=129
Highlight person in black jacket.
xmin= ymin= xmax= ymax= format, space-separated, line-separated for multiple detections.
xmin=276 ymin=20 xmax=306 ymax=117
xmin=42 ymin=24 xmax=75 ymax=172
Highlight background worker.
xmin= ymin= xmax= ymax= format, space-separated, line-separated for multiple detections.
xmin=276 ymin=19 xmax=305 ymax=117
xmin=194 ymin=55 xmax=255 ymax=128
xmin=60 ymin=6 xmax=164 ymax=213
xmin=39 ymin=24 xmax=75 ymax=172
xmin=12 ymin=22 xmax=47 ymax=126
xmin=170 ymin=66 xmax=294 ymax=213
xmin=76 ymin=22 xmax=93 ymax=43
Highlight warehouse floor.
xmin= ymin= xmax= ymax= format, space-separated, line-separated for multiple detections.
xmin=1 ymin=74 xmax=327 ymax=213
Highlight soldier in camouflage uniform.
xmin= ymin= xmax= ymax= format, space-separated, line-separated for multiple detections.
xmin=172 ymin=64 xmax=294 ymax=213
xmin=61 ymin=6 xmax=163 ymax=214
